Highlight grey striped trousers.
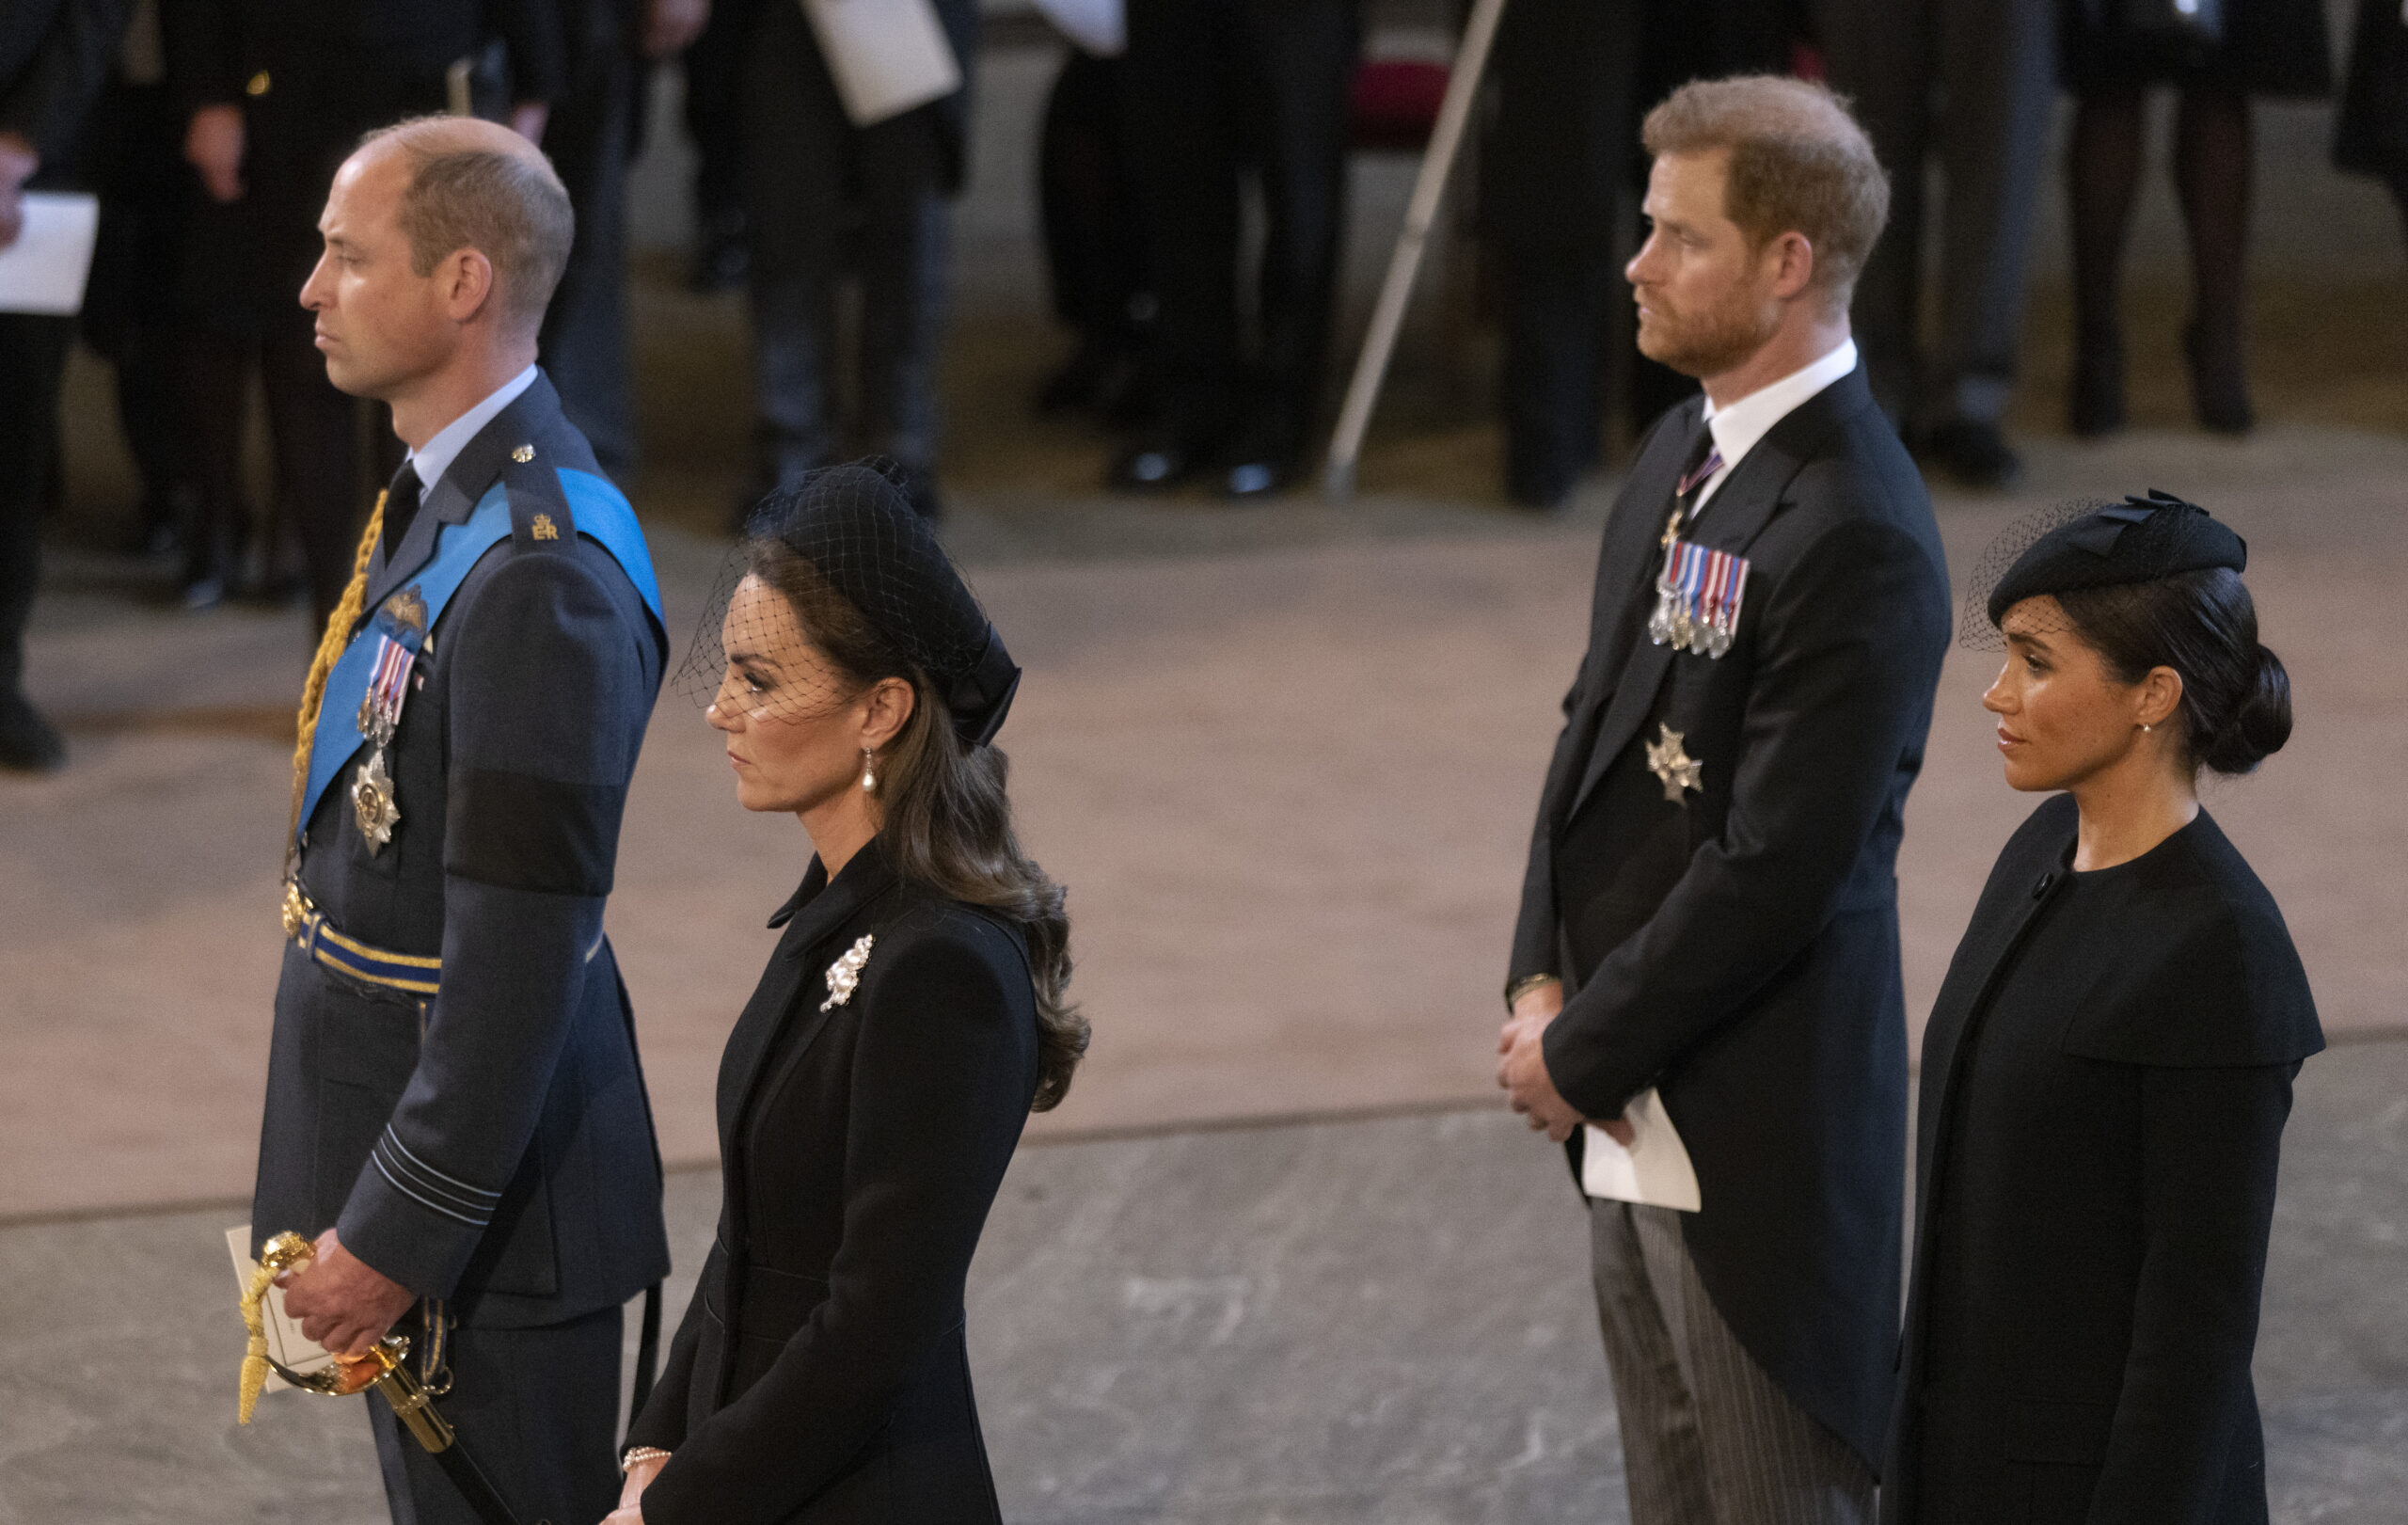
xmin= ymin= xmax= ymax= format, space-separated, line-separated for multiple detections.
xmin=1589 ymin=1199 xmax=1876 ymax=1525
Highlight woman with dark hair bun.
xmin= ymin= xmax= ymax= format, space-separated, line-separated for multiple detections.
xmin=607 ymin=462 xmax=1085 ymax=1524
xmin=1885 ymin=492 xmax=2323 ymax=1524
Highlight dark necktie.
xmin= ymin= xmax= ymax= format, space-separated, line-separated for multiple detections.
xmin=1673 ymin=421 xmax=1723 ymax=518
xmin=380 ymin=463 xmax=423 ymax=561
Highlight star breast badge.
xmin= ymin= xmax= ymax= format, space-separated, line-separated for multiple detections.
xmin=352 ymin=751 xmax=402 ymax=850
xmin=821 ymin=935 xmax=876 ymax=1012
xmin=1645 ymin=723 xmax=1704 ymax=803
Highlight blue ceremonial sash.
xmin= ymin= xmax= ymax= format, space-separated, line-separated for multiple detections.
xmin=297 ymin=468 xmax=663 ymax=844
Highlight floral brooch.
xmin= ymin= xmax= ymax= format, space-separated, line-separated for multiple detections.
xmin=820 ymin=934 xmax=875 ymax=1012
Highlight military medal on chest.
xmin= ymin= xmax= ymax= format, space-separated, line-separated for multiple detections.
xmin=351 ymin=587 xmax=428 ymax=853
xmin=1648 ymin=537 xmax=1751 ymax=659
xmin=1645 ymin=723 xmax=1705 ymax=803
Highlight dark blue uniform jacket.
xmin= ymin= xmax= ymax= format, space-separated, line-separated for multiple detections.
xmin=251 ymin=372 xmax=670 ymax=1327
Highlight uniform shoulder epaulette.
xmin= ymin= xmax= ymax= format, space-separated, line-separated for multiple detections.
xmin=499 ymin=440 xmax=577 ymax=554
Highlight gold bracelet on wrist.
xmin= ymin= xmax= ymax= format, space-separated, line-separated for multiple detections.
xmin=1505 ymin=974 xmax=1560 ymax=1012
xmin=621 ymin=1447 xmax=672 ymax=1475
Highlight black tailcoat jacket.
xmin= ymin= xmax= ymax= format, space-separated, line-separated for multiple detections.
xmin=625 ymin=843 xmax=1039 ymax=1525
xmin=1510 ymin=364 xmax=1951 ymax=1469
xmin=1885 ymin=798 xmax=2323 ymax=1525
xmin=252 ymin=373 xmax=672 ymax=1324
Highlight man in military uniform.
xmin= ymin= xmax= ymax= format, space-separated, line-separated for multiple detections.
xmin=257 ymin=115 xmax=669 ymax=1525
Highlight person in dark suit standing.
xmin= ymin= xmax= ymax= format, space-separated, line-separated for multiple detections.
xmin=1816 ymin=0 xmax=2056 ymax=486
xmin=611 ymin=462 xmax=1085 ymax=1524
xmin=1497 ymin=76 xmax=1950 ymax=1521
xmin=1481 ymin=0 xmax=1791 ymax=510
xmin=1888 ymin=495 xmax=2321 ymax=1523
xmin=1108 ymin=0 xmax=1360 ymax=499
xmin=167 ymin=0 xmax=562 ymax=629
xmin=720 ymin=0 xmax=977 ymax=519
xmin=256 ymin=116 xmax=670 ymax=1525
xmin=532 ymin=0 xmax=707 ymax=475
xmin=0 ymin=0 xmax=134 ymax=772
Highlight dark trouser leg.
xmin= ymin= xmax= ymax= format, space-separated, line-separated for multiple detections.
xmin=540 ymin=34 xmax=640 ymax=474
xmin=369 ymin=1304 xmax=624 ymax=1525
xmin=177 ymin=325 xmax=253 ymax=593
xmin=1486 ymin=0 xmax=1636 ymax=503
xmin=2067 ymin=85 xmax=2147 ymax=434
xmin=1039 ymin=52 xmax=1146 ymax=342
xmin=1926 ymin=0 xmax=2056 ymax=429
xmin=683 ymin=0 xmax=749 ymax=236
xmin=259 ymin=298 xmax=367 ymax=631
xmin=741 ymin=2 xmax=851 ymax=487
xmin=2174 ymin=86 xmax=2255 ymax=431
xmin=1237 ymin=0 xmax=1358 ymax=449
xmin=1121 ymin=0 xmax=1245 ymax=444
xmin=856 ymin=115 xmax=951 ymax=497
xmin=1499 ymin=265 xmax=1614 ymax=507
xmin=0 ymin=315 xmax=71 ymax=702
xmin=1816 ymin=0 xmax=1937 ymax=423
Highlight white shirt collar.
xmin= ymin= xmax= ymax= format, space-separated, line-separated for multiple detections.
xmin=1690 ymin=337 xmax=1858 ymax=514
xmin=407 ymin=364 xmax=541 ymax=497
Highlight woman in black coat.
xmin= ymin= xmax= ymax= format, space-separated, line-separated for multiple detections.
xmin=1885 ymin=494 xmax=2323 ymax=1524
xmin=607 ymin=464 xmax=1086 ymax=1524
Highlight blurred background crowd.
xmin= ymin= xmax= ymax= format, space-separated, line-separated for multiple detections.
xmin=5 ymin=0 xmax=2408 ymax=775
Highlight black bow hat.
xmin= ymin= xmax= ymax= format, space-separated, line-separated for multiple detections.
xmin=1985 ymin=490 xmax=2249 ymax=627
xmin=701 ymin=461 xmax=1022 ymax=747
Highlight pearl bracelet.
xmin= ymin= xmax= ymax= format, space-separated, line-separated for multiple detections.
xmin=621 ymin=1447 xmax=672 ymax=1475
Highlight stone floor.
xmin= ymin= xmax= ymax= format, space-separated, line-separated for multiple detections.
xmin=4 ymin=1040 xmax=2402 ymax=1524
xmin=4 ymin=25 xmax=2407 ymax=1525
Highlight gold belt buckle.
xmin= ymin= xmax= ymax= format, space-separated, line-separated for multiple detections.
xmin=280 ymin=880 xmax=314 ymax=942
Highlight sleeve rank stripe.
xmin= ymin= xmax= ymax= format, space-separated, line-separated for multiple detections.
xmin=381 ymin=1126 xmax=503 ymax=1201
xmin=372 ymin=1138 xmax=494 ymax=1225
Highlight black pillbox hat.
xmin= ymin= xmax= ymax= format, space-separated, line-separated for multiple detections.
xmin=1987 ymin=490 xmax=2249 ymax=626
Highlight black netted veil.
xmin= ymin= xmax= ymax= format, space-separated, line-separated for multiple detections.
xmin=675 ymin=461 xmax=1022 ymax=745
xmin=1958 ymin=491 xmax=2248 ymax=651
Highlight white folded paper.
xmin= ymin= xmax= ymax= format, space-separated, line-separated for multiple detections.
xmin=800 ymin=0 xmax=962 ymax=128
xmin=1580 ymin=1088 xmax=1702 ymax=1212
xmin=226 ymin=1225 xmax=340 ymax=1395
xmin=0 ymin=193 xmax=100 ymax=316
xmin=1033 ymin=0 xmax=1125 ymax=56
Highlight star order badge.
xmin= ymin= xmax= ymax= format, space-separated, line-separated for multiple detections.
xmin=353 ymin=751 xmax=401 ymax=850
xmin=1645 ymin=722 xmax=1704 ymax=803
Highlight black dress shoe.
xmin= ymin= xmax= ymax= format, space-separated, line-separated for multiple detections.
xmin=178 ymin=575 xmax=227 ymax=612
xmin=0 ymin=691 xmax=65 ymax=773
xmin=1220 ymin=405 xmax=1309 ymax=500
xmin=1920 ymin=418 xmax=2024 ymax=490
xmin=1108 ymin=432 xmax=1214 ymax=493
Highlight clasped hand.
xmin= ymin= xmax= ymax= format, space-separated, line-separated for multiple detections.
xmin=1496 ymin=981 xmax=1634 ymax=1147
xmin=275 ymin=1229 xmax=417 ymax=1358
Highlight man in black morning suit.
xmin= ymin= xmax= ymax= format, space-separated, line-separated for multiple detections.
xmin=1497 ymin=79 xmax=1949 ymax=1522
xmin=255 ymin=117 xmax=668 ymax=1525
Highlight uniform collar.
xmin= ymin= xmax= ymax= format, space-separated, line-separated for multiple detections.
xmin=1694 ymin=337 xmax=1858 ymax=514
xmin=408 ymin=363 xmax=540 ymax=498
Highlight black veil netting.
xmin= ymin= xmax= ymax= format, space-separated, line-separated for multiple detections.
xmin=673 ymin=460 xmax=1022 ymax=746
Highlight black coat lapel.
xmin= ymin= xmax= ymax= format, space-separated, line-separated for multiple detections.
xmin=721 ymin=847 xmax=901 ymax=1152
xmin=1562 ymin=367 xmax=1871 ymax=823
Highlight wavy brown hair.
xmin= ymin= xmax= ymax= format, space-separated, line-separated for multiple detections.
xmin=752 ymin=542 xmax=1086 ymax=1110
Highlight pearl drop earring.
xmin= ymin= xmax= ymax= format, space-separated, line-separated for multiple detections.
xmin=861 ymin=750 xmax=878 ymax=790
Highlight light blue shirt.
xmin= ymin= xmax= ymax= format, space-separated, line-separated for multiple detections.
xmin=407 ymin=364 xmax=541 ymax=497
